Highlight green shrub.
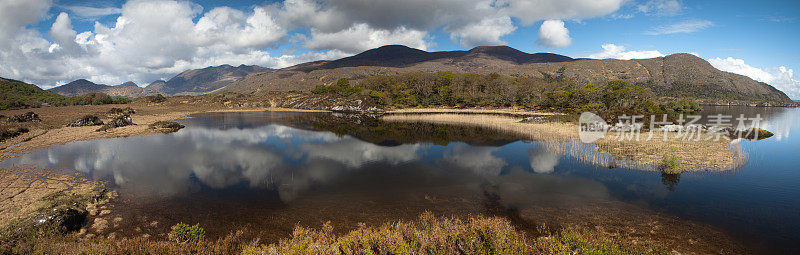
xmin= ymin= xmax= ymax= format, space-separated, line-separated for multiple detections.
xmin=143 ymin=94 xmax=167 ymax=103
xmin=168 ymin=223 xmax=205 ymax=243
xmin=659 ymin=154 xmax=681 ymax=174
xmin=311 ymin=84 xmax=329 ymax=94
xmin=329 ymin=78 xmax=363 ymax=96
xmin=369 ymin=90 xmax=388 ymax=105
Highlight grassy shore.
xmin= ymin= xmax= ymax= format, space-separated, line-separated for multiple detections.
xmin=382 ymin=111 xmax=744 ymax=172
xmin=4 ymin=211 xmax=669 ymax=255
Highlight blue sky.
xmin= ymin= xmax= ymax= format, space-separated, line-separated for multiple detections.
xmin=1 ymin=0 xmax=799 ymax=98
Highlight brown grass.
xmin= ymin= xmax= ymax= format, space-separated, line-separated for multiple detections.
xmin=383 ymin=113 xmax=578 ymax=142
xmin=4 ymin=212 xmax=666 ymax=255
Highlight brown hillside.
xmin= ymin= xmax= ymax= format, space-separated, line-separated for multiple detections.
xmin=225 ymin=46 xmax=790 ymax=102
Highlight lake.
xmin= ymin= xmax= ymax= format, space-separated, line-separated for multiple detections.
xmin=3 ymin=106 xmax=799 ymax=253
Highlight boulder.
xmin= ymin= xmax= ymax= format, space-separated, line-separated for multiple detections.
xmin=6 ymin=112 xmax=40 ymax=122
xmin=108 ymin=107 xmax=136 ymax=115
xmin=34 ymin=206 xmax=88 ymax=233
xmin=96 ymin=114 xmax=133 ymax=131
xmin=149 ymin=121 xmax=185 ymax=133
xmin=67 ymin=115 xmax=103 ymax=127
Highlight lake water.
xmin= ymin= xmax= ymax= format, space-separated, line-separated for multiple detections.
xmin=2 ymin=106 xmax=799 ymax=253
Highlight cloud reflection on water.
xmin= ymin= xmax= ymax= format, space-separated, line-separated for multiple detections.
xmin=4 ymin=119 xmax=621 ymax=206
xmin=8 ymin=124 xmax=430 ymax=200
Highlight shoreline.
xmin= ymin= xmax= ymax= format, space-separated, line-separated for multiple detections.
xmin=0 ymin=102 xmax=753 ymax=254
xmin=2 ymin=103 xmax=747 ymax=172
xmin=382 ymin=110 xmax=742 ymax=172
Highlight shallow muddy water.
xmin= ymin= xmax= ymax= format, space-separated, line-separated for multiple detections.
xmin=3 ymin=106 xmax=799 ymax=253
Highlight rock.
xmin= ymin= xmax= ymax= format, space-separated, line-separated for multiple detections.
xmin=331 ymin=105 xmax=363 ymax=113
xmin=6 ymin=112 xmax=40 ymax=122
xmin=520 ymin=116 xmax=547 ymax=123
xmin=34 ymin=207 xmax=88 ymax=233
xmin=96 ymin=115 xmax=133 ymax=131
xmin=99 ymin=209 xmax=111 ymax=216
xmin=108 ymin=107 xmax=136 ymax=115
xmin=67 ymin=115 xmax=103 ymax=127
xmin=149 ymin=121 xmax=185 ymax=133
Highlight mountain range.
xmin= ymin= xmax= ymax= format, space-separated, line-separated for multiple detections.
xmin=226 ymin=45 xmax=790 ymax=103
xmin=36 ymin=45 xmax=792 ymax=103
xmin=48 ymin=79 xmax=162 ymax=98
xmin=46 ymin=64 xmax=272 ymax=98
xmin=146 ymin=64 xmax=272 ymax=95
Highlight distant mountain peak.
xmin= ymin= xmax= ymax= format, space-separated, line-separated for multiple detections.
xmin=118 ymin=81 xmax=138 ymax=87
xmin=286 ymin=44 xmax=573 ymax=71
xmin=70 ymin=79 xmax=93 ymax=84
xmin=468 ymin=45 xmax=520 ymax=53
xmin=146 ymin=64 xmax=272 ymax=95
xmin=354 ymin=45 xmax=429 ymax=59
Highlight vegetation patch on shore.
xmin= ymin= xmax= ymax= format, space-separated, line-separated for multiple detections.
xmin=150 ymin=121 xmax=185 ymax=133
xmin=1 ymin=212 xmax=665 ymax=255
xmin=1 ymin=79 xmax=131 ymax=110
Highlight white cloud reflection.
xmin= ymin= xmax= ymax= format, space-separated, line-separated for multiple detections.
xmin=7 ymin=124 xmax=425 ymax=201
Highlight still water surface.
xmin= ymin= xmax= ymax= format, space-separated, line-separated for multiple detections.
xmin=3 ymin=106 xmax=799 ymax=253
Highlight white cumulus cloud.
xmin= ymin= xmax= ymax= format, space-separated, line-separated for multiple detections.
xmin=0 ymin=0 xmax=51 ymax=48
xmin=536 ymin=20 xmax=571 ymax=48
xmin=498 ymin=0 xmax=625 ymax=25
xmin=0 ymin=0 xmax=631 ymax=88
xmin=708 ymin=57 xmax=800 ymax=99
xmin=586 ymin=43 xmax=665 ymax=60
xmin=304 ymin=23 xmax=429 ymax=54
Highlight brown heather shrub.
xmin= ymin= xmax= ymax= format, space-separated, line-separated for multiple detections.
xmin=2 ymin=213 xmax=664 ymax=254
xmin=243 ymin=212 xmax=530 ymax=254
xmin=19 ymin=231 xmax=248 ymax=255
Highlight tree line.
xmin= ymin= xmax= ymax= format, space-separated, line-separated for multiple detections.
xmin=311 ymin=71 xmax=700 ymax=120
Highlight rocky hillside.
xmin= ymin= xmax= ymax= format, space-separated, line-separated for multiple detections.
xmin=225 ymin=45 xmax=791 ymax=103
xmin=48 ymin=79 xmax=161 ymax=98
xmin=146 ymin=64 xmax=272 ymax=95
